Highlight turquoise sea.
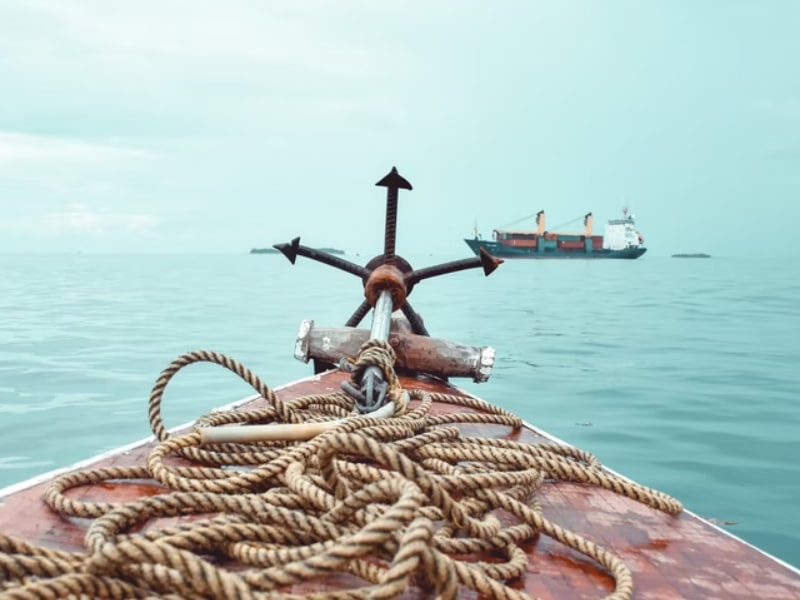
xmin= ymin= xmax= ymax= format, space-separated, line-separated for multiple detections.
xmin=1 ymin=252 xmax=798 ymax=568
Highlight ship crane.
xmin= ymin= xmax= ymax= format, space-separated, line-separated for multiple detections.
xmin=548 ymin=215 xmax=586 ymax=233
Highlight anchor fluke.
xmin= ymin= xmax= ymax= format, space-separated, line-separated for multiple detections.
xmin=375 ymin=166 xmax=412 ymax=191
xmin=273 ymin=237 xmax=301 ymax=264
xmin=479 ymin=248 xmax=504 ymax=276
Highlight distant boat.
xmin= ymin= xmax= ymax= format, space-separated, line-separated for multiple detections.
xmin=672 ymin=253 xmax=711 ymax=258
xmin=251 ymin=247 xmax=344 ymax=255
xmin=464 ymin=208 xmax=646 ymax=259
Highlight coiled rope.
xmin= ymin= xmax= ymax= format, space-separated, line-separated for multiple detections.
xmin=0 ymin=343 xmax=682 ymax=599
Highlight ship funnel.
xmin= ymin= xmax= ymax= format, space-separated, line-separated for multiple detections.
xmin=536 ymin=210 xmax=545 ymax=235
xmin=584 ymin=212 xmax=593 ymax=237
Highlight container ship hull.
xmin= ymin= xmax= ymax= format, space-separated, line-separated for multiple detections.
xmin=466 ymin=209 xmax=647 ymax=260
xmin=464 ymin=237 xmax=647 ymax=259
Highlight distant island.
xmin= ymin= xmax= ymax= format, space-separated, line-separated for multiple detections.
xmin=250 ymin=247 xmax=344 ymax=255
xmin=672 ymin=253 xmax=711 ymax=258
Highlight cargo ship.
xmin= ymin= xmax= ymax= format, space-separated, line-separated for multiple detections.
xmin=464 ymin=208 xmax=647 ymax=259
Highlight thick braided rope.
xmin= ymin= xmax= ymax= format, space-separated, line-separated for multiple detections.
xmin=0 ymin=350 xmax=684 ymax=600
xmin=340 ymin=340 xmax=407 ymax=415
xmin=148 ymin=349 xmax=300 ymax=442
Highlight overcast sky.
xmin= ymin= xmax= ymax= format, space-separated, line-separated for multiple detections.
xmin=0 ymin=1 xmax=798 ymax=258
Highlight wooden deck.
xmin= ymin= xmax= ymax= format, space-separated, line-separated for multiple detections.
xmin=2 ymin=369 xmax=799 ymax=599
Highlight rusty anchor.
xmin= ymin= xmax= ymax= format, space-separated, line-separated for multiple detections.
xmin=274 ymin=167 xmax=502 ymax=413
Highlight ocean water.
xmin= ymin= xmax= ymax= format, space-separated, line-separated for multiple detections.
xmin=1 ymin=252 xmax=798 ymax=568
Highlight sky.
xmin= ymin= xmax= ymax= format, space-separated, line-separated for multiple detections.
xmin=0 ymin=1 xmax=798 ymax=258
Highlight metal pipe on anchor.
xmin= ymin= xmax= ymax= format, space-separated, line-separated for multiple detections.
xmin=341 ymin=288 xmax=395 ymax=412
xmin=342 ymin=261 xmax=409 ymax=412
xmin=370 ymin=288 xmax=393 ymax=341
xmin=341 ymin=167 xmax=412 ymax=413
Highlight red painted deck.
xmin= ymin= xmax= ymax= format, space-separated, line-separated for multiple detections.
xmin=1 ymin=369 xmax=799 ymax=599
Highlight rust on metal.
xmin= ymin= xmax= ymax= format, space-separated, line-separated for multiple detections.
xmin=375 ymin=166 xmax=412 ymax=264
xmin=364 ymin=263 xmax=407 ymax=310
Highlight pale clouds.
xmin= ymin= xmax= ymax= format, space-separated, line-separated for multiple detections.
xmin=0 ymin=204 xmax=160 ymax=237
xmin=1 ymin=1 xmax=405 ymax=89
xmin=42 ymin=203 xmax=159 ymax=236
xmin=0 ymin=132 xmax=154 ymax=164
xmin=0 ymin=126 xmax=161 ymax=241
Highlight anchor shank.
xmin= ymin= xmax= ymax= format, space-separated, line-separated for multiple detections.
xmin=384 ymin=187 xmax=398 ymax=263
xmin=375 ymin=166 xmax=411 ymax=265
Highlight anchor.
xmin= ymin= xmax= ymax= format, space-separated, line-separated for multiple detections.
xmin=274 ymin=167 xmax=502 ymax=413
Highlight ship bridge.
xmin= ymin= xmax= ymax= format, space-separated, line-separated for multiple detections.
xmin=603 ymin=209 xmax=644 ymax=251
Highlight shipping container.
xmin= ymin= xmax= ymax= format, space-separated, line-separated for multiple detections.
xmin=559 ymin=240 xmax=585 ymax=249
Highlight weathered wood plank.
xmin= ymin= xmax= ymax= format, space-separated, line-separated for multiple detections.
xmin=299 ymin=323 xmax=494 ymax=382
